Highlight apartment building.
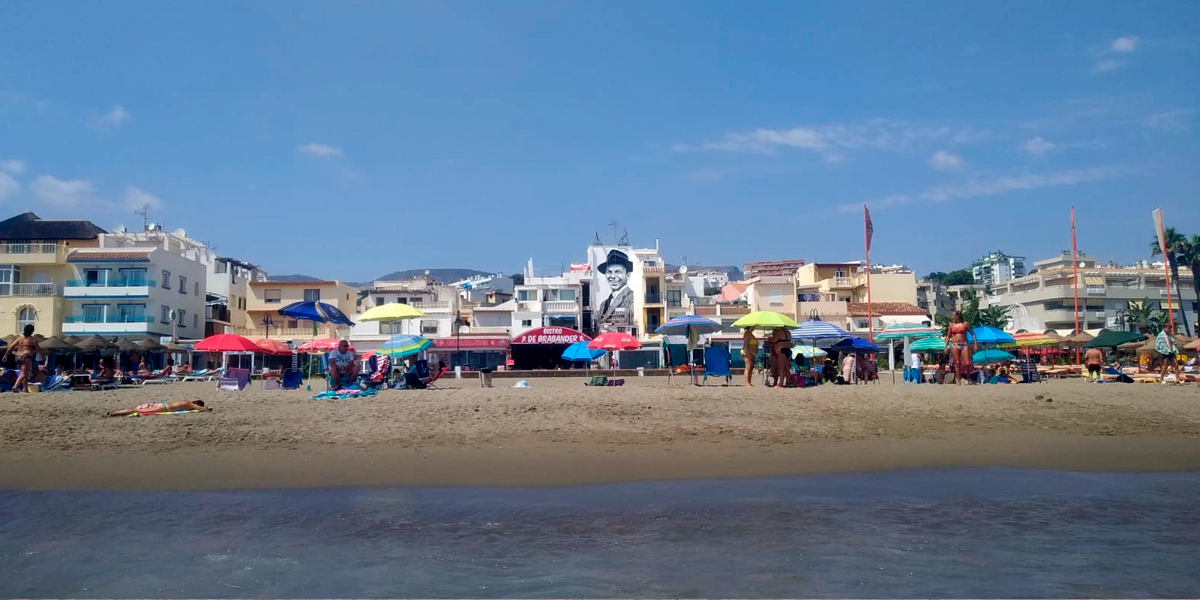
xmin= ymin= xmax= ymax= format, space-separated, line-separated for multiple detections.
xmin=350 ymin=277 xmax=463 ymax=346
xmin=972 ymin=251 xmax=1027 ymax=286
xmin=206 ymin=257 xmax=268 ymax=337
xmin=744 ymin=259 xmax=805 ymax=279
xmin=511 ymin=269 xmax=585 ymax=338
xmin=746 ymin=276 xmax=797 ymax=318
xmin=794 ymin=262 xmax=919 ymax=327
xmin=983 ymin=251 xmax=1198 ymax=334
xmin=242 ymin=280 xmax=357 ymax=340
xmin=62 ymin=242 xmax=207 ymax=341
xmin=0 ymin=212 xmax=104 ymax=337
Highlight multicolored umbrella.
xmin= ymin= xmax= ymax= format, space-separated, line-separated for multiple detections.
xmin=358 ymin=302 xmax=426 ymax=322
xmin=376 ymin=334 xmax=432 ymax=358
xmin=792 ymin=345 xmax=827 ymax=359
xmin=790 ymin=318 xmax=850 ymax=342
xmin=732 ymin=311 xmax=800 ymax=330
xmin=875 ymin=323 xmax=939 ymax=340
xmin=1004 ymin=332 xmax=1060 ymax=347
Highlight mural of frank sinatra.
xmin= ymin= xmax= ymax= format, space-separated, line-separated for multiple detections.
xmin=597 ymin=249 xmax=634 ymax=328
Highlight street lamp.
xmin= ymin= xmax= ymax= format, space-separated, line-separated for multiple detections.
xmin=454 ymin=318 xmax=468 ymax=369
xmin=261 ymin=315 xmax=275 ymax=339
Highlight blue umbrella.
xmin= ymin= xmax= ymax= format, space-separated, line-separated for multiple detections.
xmin=655 ymin=315 xmax=723 ymax=336
xmin=833 ymin=337 xmax=879 ymax=352
xmin=278 ymin=301 xmax=355 ymax=326
xmin=562 ymin=341 xmax=606 ymax=362
xmin=971 ymin=327 xmax=1015 ymax=345
xmin=972 ymin=349 xmax=1015 ymax=365
xmin=790 ymin=318 xmax=851 ymax=342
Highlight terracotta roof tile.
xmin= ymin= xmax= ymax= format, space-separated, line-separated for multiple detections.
xmin=66 ymin=249 xmax=152 ymax=262
xmin=848 ymin=302 xmax=926 ymax=317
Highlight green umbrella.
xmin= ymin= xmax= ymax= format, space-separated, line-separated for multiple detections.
xmin=910 ymin=336 xmax=947 ymax=351
xmin=972 ymin=349 xmax=1015 ymax=365
xmin=1083 ymin=330 xmax=1145 ymax=348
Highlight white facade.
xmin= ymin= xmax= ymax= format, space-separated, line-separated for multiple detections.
xmin=512 ymin=268 xmax=585 ymax=338
xmin=62 ymin=246 xmax=207 ymax=339
xmin=206 ymin=257 xmax=267 ymax=336
xmin=972 ymin=251 xmax=1027 ymax=286
xmin=686 ymin=271 xmax=729 ymax=300
xmin=351 ymin=278 xmax=463 ymax=346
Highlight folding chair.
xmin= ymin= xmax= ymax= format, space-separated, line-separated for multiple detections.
xmin=703 ymin=346 xmax=732 ymax=386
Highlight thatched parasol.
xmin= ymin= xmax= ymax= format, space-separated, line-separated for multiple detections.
xmin=38 ymin=336 xmax=77 ymax=351
xmin=74 ymin=334 xmax=117 ymax=352
xmin=1117 ymin=335 xmax=1151 ymax=351
xmin=1067 ymin=331 xmax=1094 ymax=344
xmin=61 ymin=335 xmax=82 ymax=344
xmin=116 ymin=338 xmax=144 ymax=352
xmin=163 ymin=342 xmax=190 ymax=352
xmin=136 ymin=336 xmax=165 ymax=350
xmin=1185 ymin=338 xmax=1200 ymax=351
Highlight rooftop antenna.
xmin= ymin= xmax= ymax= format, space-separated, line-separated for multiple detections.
xmin=617 ymin=228 xmax=629 ymax=247
xmin=134 ymin=204 xmax=150 ymax=232
xmin=608 ymin=221 xmax=618 ymax=245
xmin=592 ymin=231 xmax=603 ymax=246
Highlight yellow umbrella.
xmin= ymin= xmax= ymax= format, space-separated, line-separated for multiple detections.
xmin=731 ymin=311 xmax=800 ymax=330
xmin=357 ymin=302 xmax=426 ymax=322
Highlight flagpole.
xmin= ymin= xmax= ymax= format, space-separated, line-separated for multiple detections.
xmin=1152 ymin=209 xmax=1177 ymax=335
xmin=1071 ymin=207 xmax=1081 ymax=364
xmin=864 ymin=204 xmax=874 ymax=344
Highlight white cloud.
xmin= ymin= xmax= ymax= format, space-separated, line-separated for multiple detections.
xmin=120 ymin=186 xmax=163 ymax=211
xmin=29 ymin=175 xmax=93 ymax=206
xmin=1020 ymin=137 xmax=1056 ymax=155
xmin=674 ymin=119 xmax=991 ymax=160
xmin=91 ymin=105 xmax=130 ymax=128
xmin=0 ymin=173 xmax=18 ymax=202
xmin=920 ymin=167 xmax=1118 ymax=202
xmin=0 ymin=159 xmax=26 ymax=174
xmin=1107 ymin=36 xmax=1139 ymax=54
xmin=927 ymin=150 xmax=965 ymax=171
xmin=1144 ymin=109 xmax=1196 ymax=133
xmin=838 ymin=194 xmax=911 ymax=213
xmin=1090 ymin=59 xmax=1125 ymax=74
xmin=298 ymin=143 xmax=343 ymax=158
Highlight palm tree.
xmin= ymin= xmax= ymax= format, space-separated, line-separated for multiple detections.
xmin=1180 ymin=234 xmax=1200 ymax=321
xmin=1125 ymin=299 xmax=1162 ymax=335
xmin=1151 ymin=227 xmax=1192 ymax=337
xmin=977 ymin=305 xmax=1012 ymax=329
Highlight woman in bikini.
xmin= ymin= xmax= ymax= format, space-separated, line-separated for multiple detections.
xmin=1 ymin=324 xmax=42 ymax=393
xmin=741 ymin=328 xmax=759 ymax=386
xmin=766 ymin=327 xmax=793 ymax=387
xmin=944 ymin=311 xmax=977 ymax=385
xmin=105 ymin=400 xmax=208 ymax=417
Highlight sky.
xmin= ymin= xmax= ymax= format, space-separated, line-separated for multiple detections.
xmin=2 ymin=1 xmax=1198 ymax=281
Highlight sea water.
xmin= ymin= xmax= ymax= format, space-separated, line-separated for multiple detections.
xmin=1 ymin=468 xmax=1196 ymax=598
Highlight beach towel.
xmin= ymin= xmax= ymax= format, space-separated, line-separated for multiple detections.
xmin=1155 ymin=331 xmax=1177 ymax=356
xmin=311 ymin=387 xmax=379 ymax=400
xmin=126 ymin=409 xmax=206 ymax=417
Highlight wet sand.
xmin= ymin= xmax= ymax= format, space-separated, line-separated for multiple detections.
xmin=2 ymin=377 xmax=1198 ymax=490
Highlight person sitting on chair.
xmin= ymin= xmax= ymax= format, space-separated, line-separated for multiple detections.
xmin=821 ymin=359 xmax=838 ymax=383
xmin=327 ymin=340 xmax=360 ymax=388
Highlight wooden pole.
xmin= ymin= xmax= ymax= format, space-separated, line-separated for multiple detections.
xmin=1072 ymin=207 xmax=1081 ymax=364
xmin=1152 ymin=209 xmax=1177 ymax=335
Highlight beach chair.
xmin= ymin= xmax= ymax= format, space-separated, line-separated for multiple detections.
xmin=363 ymin=354 xmax=391 ymax=389
xmin=217 ymin=367 xmax=251 ymax=391
xmin=425 ymin=365 xmax=448 ymax=389
xmin=281 ymin=369 xmax=303 ymax=390
xmin=1018 ymin=362 xmax=1044 ymax=384
xmin=664 ymin=343 xmax=690 ymax=384
xmin=585 ymin=375 xmax=609 ymax=386
xmin=703 ymin=346 xmax=732 ymax=386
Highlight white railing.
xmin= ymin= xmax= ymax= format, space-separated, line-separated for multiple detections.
xmin=543 ymin=301 xmax=578 ymax=313
xmin=413 ymin=301 xmax=452 ymax=312
xmin=0 ymin=282 xmax=59 ymax=296
xmin=832 ymin=277 xmax=852 ymax=287
xmin=0 ymin=243 xmax=58 ymax=255
xmin=1086 ymin=287 xmax=1106 ymax=295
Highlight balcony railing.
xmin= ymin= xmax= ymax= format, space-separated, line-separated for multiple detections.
xmin=206 ymin=305 xmax=232 ymax=322
xmin=66 ymin=279 xmax=155 ymax=288
xmin=644 ymin=293 xmax=662 ymax=304
xmin=0 ymin=243 xmax=58 ymax=255
xmin=831 ymin=277 xmax=853 ymax=288
xmin=0 ymin=282 xmax=59 ymax=297
xmin=63 ymin=315 xmax=155 ymax=324
xmin=1086 ymin=287 xmax=1106 ymax=295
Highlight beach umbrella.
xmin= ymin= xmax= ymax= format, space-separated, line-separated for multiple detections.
xmin=1067 ymin=331 xmax=1094 ymax=344
xmin=193 ymin=333 xmax=261 ymax=352
xmin=376 ymin=334 xmax=432 ymax=358
xmin=38 ymin=336 xmax=76 ymax=351
xmin=1005 ymin=332 xmax=1059 ymax=347
xmin=253 ymin=338 xmax=293 ymax=356
xmin=832 ymin=337 xmax=879 ymax=352
xmin=74 ymin=334 xmax=117 ymax=352
xmin=562 ymin=341 xmax=605 ymax=363
xmin=296 ymin=338 xmax=353 ymax=353
xmin=588 ymin=332 xmax=640 ymax=373
xmin=115 ymin=338 xmax=142 ymax=352
xmin=277 ymin=301 xmax=355 ymax=326
xmin=655 ymin=315 xmax=723 ymax=336
xmin=971 ymin=327 xmax=1015 ymax=345
xmin=1184 ymin=338 xmax=1200 ymax=351
xmin=1082 ymin=330 xmax=1144 ymax=349
xmin=790 ymin=318 xmax=851 ymax=342
xmin=1117 ymin=336 xmax=1150 ymax=351
xmin=135 ymin=336 xmax=165 ymax=350
xmin=792 ymin=345 xmax=827 ymax=359
xmin=875 ymin=323 xmax=939 ymax=340
xmin=732 ymin=311 xmax=800 ymax=330
xmin=61 ymin=335 xmax=81 ymax=344
xmin=357 ymin=302 xmax=426 ymax=322
xmin=910 ymin=336 xmax=947 ymax=352
xmin=972 ymin=349 xmax=1015 ymax=365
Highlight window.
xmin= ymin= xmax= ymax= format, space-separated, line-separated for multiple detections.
xmin=420 ymin=320 xmax=439 ymax=335
xmin=161 ymin=305 xmax=171 ymax=324
xmin=195 ymin=282 xmax=200 ymax=296
xmin=118 ymin=268 xmax=146 ymax=285
xmin=375 ymin=297 xmax=385 ymax=306
xmin=517 ymin=290 xmax=534 ymax=302
xmin=16 ymin=306 xmax=36 ymax=330
xmin=384 ymin=321 xmax=404 ymax=335
xmin=162 ymin=270 xmax=171 ymax=289
xmin=769 ymin=289 xmax=784 ymax=307
xmin=265 ymin=289 xmax=282 ymax=304
xmin=0 ymin=264 xmax=19 ymax=295
xmin=117 ymin=303 xmax=146 ymax=322
xmin=303 ymin=288 xmax=320 ymax=302
xmin=83 ymin=268 xmax=108 ymax=287
xmin=179 ymin=275 xmax=187 ymax=294
xmin=557 ymin=289 xmax=577 ymax=302
xmin=83 ymin=304 xmax=107 ymax=323
xmin=215 ymin=261 xmax=227 ymax=274
xmin=521 ymin=319 xmax=533 ymax=327
xmin=666 ymin=290 xmax=682 ymax=307
xmin=194 ymin=314 xmax=199 ymax=329
xmin=286 ymin=320 xmax=297 ymax=328
xmin=177 ymin=309 xmax=187 ymax=327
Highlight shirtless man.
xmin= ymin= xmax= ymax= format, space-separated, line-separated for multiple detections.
xmin=1084 ymin=346 xmax=1104 ymax=382
xmin=2 ymin=324 xmax=42 ymax=393
xmin=105 ymin=400 xmax=208 ymax=417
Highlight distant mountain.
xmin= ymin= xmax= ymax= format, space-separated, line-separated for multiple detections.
xmin=267 ymin=274 xmax=324 ymax=282
xmin=374 ymin=268 xmax=495 ymax=284
xmin=666 ymin=264 xmax=744 ymax=281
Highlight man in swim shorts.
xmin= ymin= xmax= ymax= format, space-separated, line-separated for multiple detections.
xmin=105 ymin=400 xmax=208 ymax=417
xmin=1084 ymin=347 xmax=1104 ymax=382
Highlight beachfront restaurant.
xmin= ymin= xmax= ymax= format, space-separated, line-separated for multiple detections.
xmin=510 ymin=326 xmax=592 ymax=370
xmin=425 ymin=336 xmax=508 ymax=371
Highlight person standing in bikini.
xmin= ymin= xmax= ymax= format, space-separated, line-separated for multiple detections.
xmin=741 ymin=328 xmax=759 ymax=386
xmin=2 ymin=324 xmax=42 ymax=393
xmin=943 ymin=311 xmax=976 ymax=385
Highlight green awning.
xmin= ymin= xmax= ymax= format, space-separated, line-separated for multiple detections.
xmin=1083 ymin=330 xmax=1147 ymax=348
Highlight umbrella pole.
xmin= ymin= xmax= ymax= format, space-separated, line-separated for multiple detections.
xmin=889 ymin=340 xmax=896 ymax=384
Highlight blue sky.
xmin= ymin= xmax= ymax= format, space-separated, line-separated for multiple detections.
xmin=2 ymin=1 xmax=1197 ymax=281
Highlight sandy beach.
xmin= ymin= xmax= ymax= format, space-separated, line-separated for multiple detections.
xmin=1 ymin=376 xmax=1198 ymax=490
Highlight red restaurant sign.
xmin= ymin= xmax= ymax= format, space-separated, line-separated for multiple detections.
xmin=510 ymin=327 xmax=591 ymax=345
xmin=429 ymin=337 xmax=508 ymax=350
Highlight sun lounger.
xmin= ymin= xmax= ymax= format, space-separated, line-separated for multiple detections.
xmin=181 ymin=368 xmax=221 ymax=382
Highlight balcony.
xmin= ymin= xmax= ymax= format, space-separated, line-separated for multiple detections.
xmin=411 ymin=301 xmax=452 ymax=313
xmin=0 ymin=282 xmax=60 ymax=297
xmin=206 ymin=305 xmax=232 ymax=323
xmin=543 ymin=300 xmax=578 ymax=313
xmin=61 ymin=314 xmax=156 ymax=335
xmin=64 ymin=279 xmax=154 ymax=298
xmin=0 ymin=243 xmax=63 ymax=264
xmin=1086 ymin=286 xmax=1106 ymax=295
xmin=644 ymin=293 xmax=662 ymax=304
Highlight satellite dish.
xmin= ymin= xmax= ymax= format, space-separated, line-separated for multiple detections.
xmin=679 ymin=265 xmax=688 ymax=275
xmin=173 ymin=228 xmax=187 ymax=238
xmin=113 ymin=225 xmax=127 ymax=234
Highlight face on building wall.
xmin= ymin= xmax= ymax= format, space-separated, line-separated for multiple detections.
xmin=606 ymin=264 xmax=628 ymax=291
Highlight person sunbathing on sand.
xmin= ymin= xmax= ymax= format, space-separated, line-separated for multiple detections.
xmin=105 ymin=400 xmax=208 ymax=417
